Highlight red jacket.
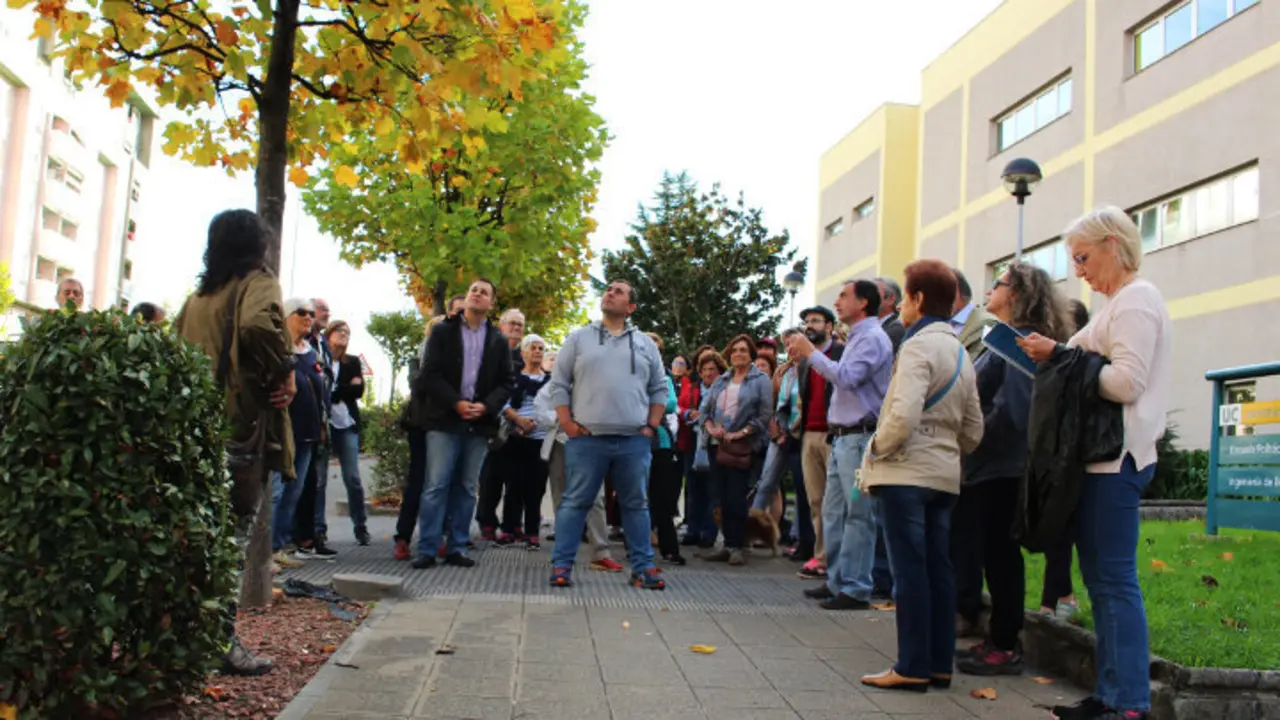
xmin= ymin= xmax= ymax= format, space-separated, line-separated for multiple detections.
xmin=676 ymin=375 xmax=700 ymax=454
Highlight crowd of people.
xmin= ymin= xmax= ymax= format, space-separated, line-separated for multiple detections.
xmin=131 ymin=202 xmax=1170 ymax=720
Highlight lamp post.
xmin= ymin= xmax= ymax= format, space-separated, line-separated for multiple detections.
xmin=782 ymin=260 xmax=806 ymax=327
xmin=1001 ymin=157 xmax=1043 ymax=261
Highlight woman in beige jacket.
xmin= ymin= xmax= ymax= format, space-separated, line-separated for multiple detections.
xmin=860 ymin=259 xmax=984 ymax=693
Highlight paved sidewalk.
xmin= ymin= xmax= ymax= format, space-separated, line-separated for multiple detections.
xmin=281 ymin=597 xmax=1082 ymax=720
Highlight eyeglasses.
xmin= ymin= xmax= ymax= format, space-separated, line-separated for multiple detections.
xmin=672 ymin=360 xmax=688 ymax=367
xmin=294 ymin=309 xmax=315 ymax=318
xmin=991 ymin=279 xmax=1010 ymax=291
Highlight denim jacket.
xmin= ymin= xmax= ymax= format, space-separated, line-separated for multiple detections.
xmin=698 ymin=365 xmax=772 ymax=451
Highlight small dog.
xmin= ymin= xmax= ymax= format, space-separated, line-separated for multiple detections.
xmin=712 ymin=507 xmax=781 ymax=556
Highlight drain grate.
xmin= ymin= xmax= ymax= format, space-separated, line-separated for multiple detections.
xmin=281 ymin=540 xmax=832 ymax=616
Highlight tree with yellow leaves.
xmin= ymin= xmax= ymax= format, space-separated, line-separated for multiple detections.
xmin=13 ymin=0 xmax=565 ymax=269
xmin=302 ymin=1 xmax=606 ymax=332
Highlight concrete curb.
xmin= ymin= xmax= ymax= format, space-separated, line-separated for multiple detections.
xmin=275 ymin=598 xmax=397 ymax=720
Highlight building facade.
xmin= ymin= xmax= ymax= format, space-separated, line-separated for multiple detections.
xmin=816 ymin=0 xmax=1279 ymax=446
xmin=0 ymin=5 xmax=158 ymax=333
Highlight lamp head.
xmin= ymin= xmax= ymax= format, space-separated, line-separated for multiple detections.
xmin=1001 ymin=157 xmax=1043 ymax=199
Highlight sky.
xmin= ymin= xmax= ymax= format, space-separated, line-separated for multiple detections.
xmin=131 ymin=0 xmax=1003 ymax=402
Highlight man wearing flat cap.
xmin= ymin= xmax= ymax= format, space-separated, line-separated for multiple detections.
xmin=793 ymin=306 xmax=842 ymax=579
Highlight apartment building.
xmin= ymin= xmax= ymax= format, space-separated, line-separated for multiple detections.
xmin=815 ymin=0 xmax=1279 ymax=446
xmin=0 ymin=5 xmax=158 ymax=334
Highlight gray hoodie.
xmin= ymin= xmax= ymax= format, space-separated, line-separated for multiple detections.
xmin=547 ymin=320 xmax=667 ymax=436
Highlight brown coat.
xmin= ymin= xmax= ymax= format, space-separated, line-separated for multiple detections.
xmin=175 ymin=270 xmax=295 ymax=477
xmin=860 ymin=322 xmax=984 ymax=495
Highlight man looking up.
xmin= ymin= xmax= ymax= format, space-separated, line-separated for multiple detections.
xmin=793 ymin=305 xmax=842 ymax=578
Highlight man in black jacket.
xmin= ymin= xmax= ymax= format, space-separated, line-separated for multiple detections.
xmin=412 ymin=279 xmax=514 ymax=569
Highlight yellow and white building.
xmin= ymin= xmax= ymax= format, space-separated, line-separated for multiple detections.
xmin=815 ymin=0 xmax=1279 ymax=446
xmin=0 ymin=5 xmax=158 ymax=332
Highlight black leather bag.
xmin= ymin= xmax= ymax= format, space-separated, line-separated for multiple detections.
xmin=716 ymin=438 xmax=753 ymax=470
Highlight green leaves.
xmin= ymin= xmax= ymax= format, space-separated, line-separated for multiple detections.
xmin=0 ymin=310 xmax=237 ymax=716
xmin=366 ymin=310 xmax=424 ymax=402
xmin=602 ymin=172 xmax=796 ymax=355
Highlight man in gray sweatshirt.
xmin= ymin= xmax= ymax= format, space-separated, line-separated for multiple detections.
xmin=547 ymin=280 xmax=669 ymax=590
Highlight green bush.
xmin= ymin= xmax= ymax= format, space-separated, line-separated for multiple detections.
xmin=361 ymin=399 xmax=408 ymax=503
xmin=1147 ymin=421 xmax=1210 ymax=501
xmin=0 ymin=311 xmax=238 ymax=718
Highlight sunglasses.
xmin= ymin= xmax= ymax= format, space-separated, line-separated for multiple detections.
xmin=991 ymin=278 xmax=1010 ymax=291
xmin=294 ymin=309 xmax=315 ymax=318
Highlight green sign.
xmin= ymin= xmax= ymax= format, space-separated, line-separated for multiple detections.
xmin=1216 ymin=467 xmax=1280 ymax=498
xmin=1218 ymin=436 xmax=1280 ymax=466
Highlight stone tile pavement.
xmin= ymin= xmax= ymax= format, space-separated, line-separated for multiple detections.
xmin=279 ymin=597 xmax=1083 ymax=720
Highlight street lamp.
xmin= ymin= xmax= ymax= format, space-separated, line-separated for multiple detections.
xmin=782 ymin=260 xmax=806 ymax=326
xmin=1002 ymin=157 xmax=1042 ymax=261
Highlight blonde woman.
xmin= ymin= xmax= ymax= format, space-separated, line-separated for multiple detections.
xmin=1018 ymin=207 xmax=1172 ymax=720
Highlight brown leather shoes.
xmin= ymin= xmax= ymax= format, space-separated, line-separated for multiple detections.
xmin=861 ymin=668 xmax=929 ymax=693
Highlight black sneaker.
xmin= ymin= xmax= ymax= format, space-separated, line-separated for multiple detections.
xmin=804 ymin=585 xmax=834 ymax=600
xmin=444 ymin=552 xmax=476 ymax=568
xmin=957 ymin=647 xmax=1024 ymax=676
xmin=1051 ymin=697 xmax=1108 ymax=720
xmin=312 ymin=542 xmax=338 ymax=558
xmin=411 ymin=556 xmax=437 ymax=570
xmin=819 ymin=593 xmax=870 ymax=611
xmin=525 ymin=539 xmax=541 ymax=551
xmin=355 ymin=527 xmax=371 ymax=546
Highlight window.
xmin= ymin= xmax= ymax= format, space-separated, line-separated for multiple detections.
xmin=1134 ymin=0 xmax=1259 ymax=72
xmin=996 ymin=75 xmax=1073 ymax=152
xmin=35 ymin=257 xmax=56 ymax=281
xmin=854 ymin=198 xmax=874 ymax=220
xmin=45 ymin=159 xmax=83 ymax=193
xmin=989 ymin=237 xmax=1070 ymax=284
xmin=41 ymin=208 xmax=78 ymax=241
xmin=824 ymin=217 xmax=844 ymax=239
xmin=1129 ymin=165 xmax=1259 ymax=252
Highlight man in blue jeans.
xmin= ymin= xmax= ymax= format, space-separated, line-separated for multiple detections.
xmin=786 ymin=279 xmax=893 ymax=610
xmin=547 ymin=280 xmax=670 ymax=590
xmin=411 ymin=278 xmax=513 ymax=569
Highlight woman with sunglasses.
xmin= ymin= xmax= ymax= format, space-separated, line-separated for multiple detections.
xmin=1018 ymin=207 xmax=1173 ymax=720
xmin=271 ymin=298 xmax=332 ymax=562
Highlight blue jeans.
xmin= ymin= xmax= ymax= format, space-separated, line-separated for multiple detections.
xmin=415 ymin=431 xmax=489 ymax=558
xmin=1078 ymin=455 xmax=1155 ymax=712
xmin=552 ymin=435 xmax=655 ymax=574
xmin=683 ymin=451 xmax=717 ymax=544
xmin=311 ymin=443 xmax=330 ymax=537
xmin=823 ymin=434 xmax=876 ymax=601
xmin=332 ymin=427 xmax=367 ymax=531
xmin=878 ymin=484 xmax=957 ymax=680
xmin=271 ymin=440 xmax=315 ymax=551
xmin=751 ymin=442 xmax=785 ymax=512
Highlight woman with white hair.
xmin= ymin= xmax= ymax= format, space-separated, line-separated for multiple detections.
xmin=495 ymin=333 xmax=553 ymax=550
xmin=1017 ymin=206 xmax=1172 ymax=720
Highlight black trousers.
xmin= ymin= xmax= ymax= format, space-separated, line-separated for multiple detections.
xmin=709 ymin=447 xmax=751 ymax=550
xmin=499 ymin=436 xmax=549 ymax=537
xmin=951 ymin=484 xmax=986 ymax=623
xmin=955 ymin=477 xmax=1025 ymax=651
xmin=649 ymin=448 xmax=681 ymax=557
xmin=394 ymin=429 xmax=428 ymax=543
xmin=475 ymin=452 xmax=502 ymax=531
xmin=1040 ymin=534 xmax=1075 ymax=608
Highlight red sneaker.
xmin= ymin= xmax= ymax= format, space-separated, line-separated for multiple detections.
xmin=393 ymin=539 xmax=410 ymax=561
xmin=590 ymin=557 xmax=624 ymax=573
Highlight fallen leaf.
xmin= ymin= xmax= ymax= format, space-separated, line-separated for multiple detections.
xmin=0 ymin=703 xmax=16 ymax=720
xmin=1150 ymin=559 xmax=1170 ymax=572
xmin=1201 ymin=575 xmax=1219 ymax=589
xmin=1221 ymin=616 xmax=1248 ymax=630
xmin=203 ymin=686 xmax=225 ymax=700
xmin=1220 ymin=552 xmax=1234 ymax=561
xmin=622 ymin=621 xmax=630 ymax=629
xmin=660 ymin=606 xmax=670 ymax=612
xmin=321 ymin=644 xmax=338 ymax=653
xmin=871 ymin=601 xmax=896 ymax=611
xmin=435 ymin=645 xmax=456 ymax=655
xmin=689 ymin=644 xmax=718 ymax=654
xmin=970 ymin=687 xmax=998 ymax=700
xmin=272 ymin=588 xmax=284 ymax=602
xmin=1030 ymin=677 xmax=1054 ymax=685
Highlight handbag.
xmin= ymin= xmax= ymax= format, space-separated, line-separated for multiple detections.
xmin=215 ymin=282 xmax=270 ymax=520
xmin=716 ymin=437 xmax=753 ymax=470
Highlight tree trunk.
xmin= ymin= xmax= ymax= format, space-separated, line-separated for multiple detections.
xmin=388 ymin=367 xmax=399 ymax=404
xmin=241 ymin=0 xmax=300 ymax=610
xmin=431 ymin=280 xmax=447 ymax=317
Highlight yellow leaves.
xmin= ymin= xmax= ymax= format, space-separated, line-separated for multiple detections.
xmin=970 ymin=687 xmax=998 ymax=700
xmin=871 ymin=601 xmax=895 ymax=611
xmin=0 ymin=703 xmax=15 ymax=720
xmin=214 ymin=19 xmax=238 ymax=45
xmin=30 ymin=17 xmax=52 ymax=39
xmin=105 ymin=79 xmax=132 ymax=107
xmin=374 ymin=114 xmax=395 ymax=138
xmin=1150 ymin=559 xmax=1171 ymax=572
xmin=288 ymin=167 xmax=310 ymax=187
xmin=238 ymin=97 xmax=255 ymax=116
xmin=333 ymin=165 xmax=359 ymax=188
xmin=688 ymin=645 xmax=717 ymax=654
xmin=449 ymin=175 xmax=468 ymax=189
xmin=501 ymin=0 xmax=538 ymax=22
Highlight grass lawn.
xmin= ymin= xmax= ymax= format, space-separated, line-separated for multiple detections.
xmin=1023 ymin=520 xmax=1280 ymax=670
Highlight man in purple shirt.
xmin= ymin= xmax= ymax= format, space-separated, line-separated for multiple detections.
xmin=787 ymin=279 xmax=893 ymax=610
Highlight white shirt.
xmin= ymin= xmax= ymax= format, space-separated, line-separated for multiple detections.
xmin=1068 ymin=278 xmax=1173 ymax=473
xmin=329 ymin=359 xmax=356 ymax=430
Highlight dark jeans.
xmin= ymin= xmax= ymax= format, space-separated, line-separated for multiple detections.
xmin=950 ymin=483 xmax=986 ymax=624
xmin=311 ymin=442 xmax=330 ymax=538
xmin=872 ymin=503 xmax=894 ymax=596
xmin=683 ymin=451 xmax=718 ymax=544
xmin=1041 ymin=534 xmax=1076 ymax=608
xmin=1078 ymin=455 xmax=1155 ymax=712
xmin=394 ymin=429 xmax=428 ymax=544
xmin=649 ymin=448 xmax=681 ymax=557
xmin=709 ymin=447 xmax=751 ymax=549
xmin=498 ymin=436 xmax=549 ymax=538
xmin=475 ymin=453 xmax=501 ymax=531
xmin=969 ymin=476 xmax=1024 ymax=651
xmin=878 ymin=484 xmax=957 ymax=680
xmin=786 ymin=443 xmax=814 ymax=551
xmin=294 ymin=448 xmax=323 ymax=545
